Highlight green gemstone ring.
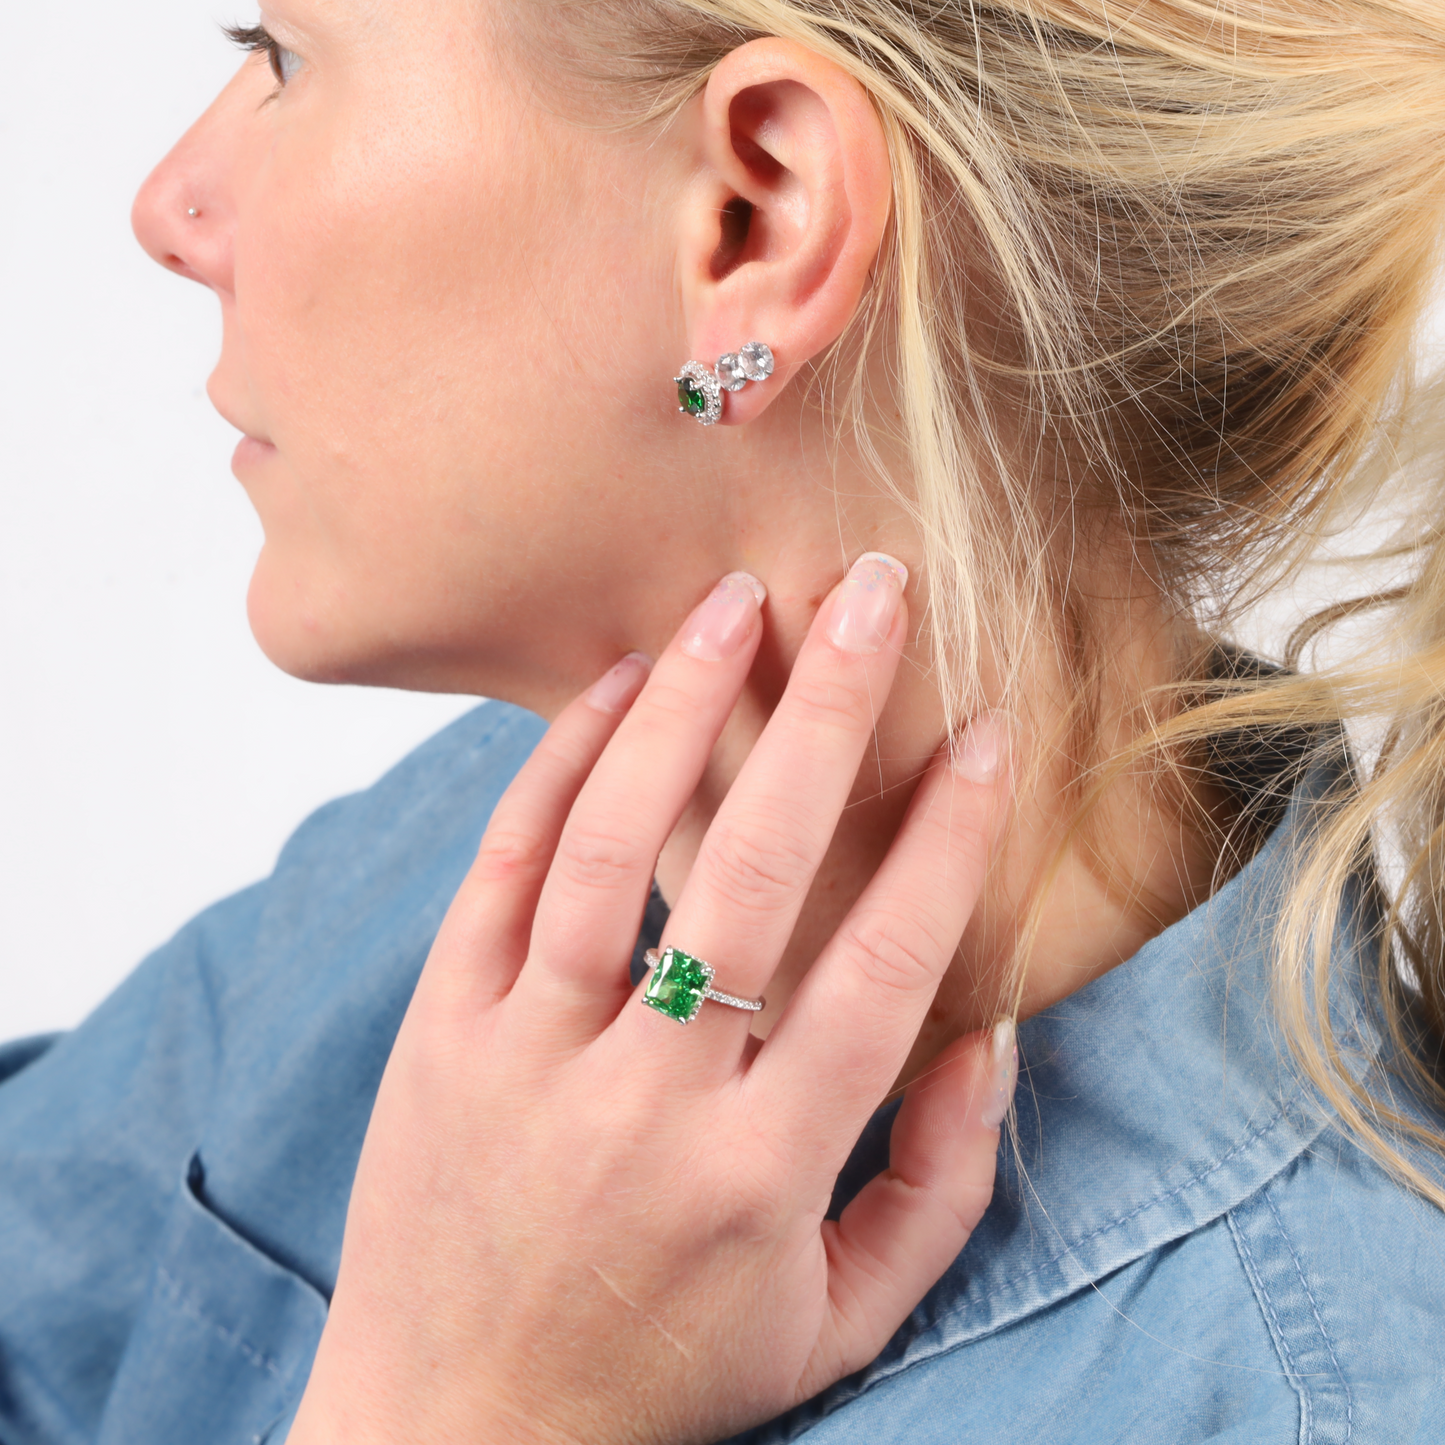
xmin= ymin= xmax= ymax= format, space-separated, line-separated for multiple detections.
xmin=641 ymin=946 xmax=766 ymax=1025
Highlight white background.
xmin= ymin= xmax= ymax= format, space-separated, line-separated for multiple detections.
xmin=0 ymin=5 xmax=1436 ymax=1041
xmin=0 ymin=3 xmax=475 ymax=1039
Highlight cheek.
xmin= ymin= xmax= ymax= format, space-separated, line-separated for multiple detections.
xmin=236 ymin=102 xmax=491 ymax=488
xmin=227 ymin=81 xmax=530 ymax=619
xmin=224 ymin=73 xmax=673 ymax=682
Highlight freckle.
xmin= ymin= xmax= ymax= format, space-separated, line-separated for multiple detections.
xmin=928 ymin=1004 xmax=946 ymax=1023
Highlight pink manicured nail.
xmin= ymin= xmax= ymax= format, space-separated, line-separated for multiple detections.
xmin=951 ymin=711 xmax=1010 ymax=784
xmin=825 ymin=553 xmax=908 ymax=655
xmin=585 ymin=652 xmax=653 ymax=714
xmin=681 ymin=572 xmax=767 ymax=661
xmin=978 ymin=1019 xmax=1018 ymax=1129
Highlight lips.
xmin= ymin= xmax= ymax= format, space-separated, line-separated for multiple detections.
xmin=206 ymin=368 xmax=274 ymax=449
xmin=233 ymin=435 xmax=278 ymax=468
xmin=209 ymin=396 xmax=276 ymax=463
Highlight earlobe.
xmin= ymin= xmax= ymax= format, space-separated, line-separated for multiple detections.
xmin=675 ymin=40 xmax=891 ymax=428
xmin=674 ymin=342 xmax=776 ymax=427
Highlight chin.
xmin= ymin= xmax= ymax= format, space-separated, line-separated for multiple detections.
xmin=243 ymin=552 xmax=376 ymax=686
xmin=242 ymin=550 xmax=514 ymax=698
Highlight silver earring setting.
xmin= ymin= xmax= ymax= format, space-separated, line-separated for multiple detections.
xmin=675 ymin=341 xmax=774 ymax=426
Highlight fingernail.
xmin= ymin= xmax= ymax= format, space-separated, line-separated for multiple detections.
xmin=825 ymin=552 xmax=908 ymax=655
xmin=951 ymin=711 xmax=1011 ymax=784
xmin=978 ymin=1019 xmax=1018 ymax=1130
xmin=680 ymin=572 xmax=767 ymax=662
xmin=585 ymin=652 xmax=653 ymax=714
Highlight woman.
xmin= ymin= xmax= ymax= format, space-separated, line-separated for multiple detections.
xmin=3 ymin=0 xmax=1444 ymax=1440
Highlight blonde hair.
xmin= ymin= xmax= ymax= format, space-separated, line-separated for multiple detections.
xmin=544 ymin=0 xmax=1445 ymax=1199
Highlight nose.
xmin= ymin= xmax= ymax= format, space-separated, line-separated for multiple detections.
xmin=132 ymin=64 xmax=257 ymax=295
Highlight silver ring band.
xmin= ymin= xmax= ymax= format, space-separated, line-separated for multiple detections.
xmin=641 ymin=946 xmax=765 ymax=1025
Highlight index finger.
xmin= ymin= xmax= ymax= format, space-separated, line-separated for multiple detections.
xmin=748 ymin=714 xmax=1011 ymax=1161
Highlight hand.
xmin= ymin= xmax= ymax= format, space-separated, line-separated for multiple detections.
xmin=287 ymin=557 xmax=1014 ymax=1445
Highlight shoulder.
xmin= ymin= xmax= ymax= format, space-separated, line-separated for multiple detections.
xmin=43 ymin=697 xmax=547 ymax=1076
xmin=270 ymin=699 xmax=547 ymax=880
xmin=0 ymin=693 xmax=548 ymax=1194
xmin=224 ymin=697 xmax=546 ymax=1030
xmin=0 ymin=701 xmax=548 ymax=1445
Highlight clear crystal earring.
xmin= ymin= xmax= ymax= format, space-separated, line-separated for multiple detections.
xmin=675 ymin=341 xmax=775 ymax=426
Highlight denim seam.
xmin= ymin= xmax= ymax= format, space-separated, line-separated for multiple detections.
xmin=1227 ymin=1207 xmax=1312 ymax=1445
xmin=1263 ymin=1188 xmax=1353 ymax=1444
xmin=251 ymin=1408 xmax=290 ymax=1445
xmin=816 ymin=1101 xmax=1310 ymax=1420
xmin=154 ymin=1266 xmax=282 ymax=1379
xmin=1002 ymin=1104 xmax=1292 ymax=1291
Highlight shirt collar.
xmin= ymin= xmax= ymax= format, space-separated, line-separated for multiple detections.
xmin=639 ymin=742 xmax=1386 ymax=1397
xmin=826 ymin=752 xmax=1384 ymax=1386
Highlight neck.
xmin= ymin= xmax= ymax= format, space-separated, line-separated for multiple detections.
xmin=653 ymin=544 xmax=1229 ymax=1089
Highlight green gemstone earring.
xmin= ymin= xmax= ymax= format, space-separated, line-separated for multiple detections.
xmin=674 ymin=342 xmax=774 ymax=427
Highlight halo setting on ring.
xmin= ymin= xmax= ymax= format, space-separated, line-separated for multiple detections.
xmin=641 ymin=946 xmax=765 ymax=1024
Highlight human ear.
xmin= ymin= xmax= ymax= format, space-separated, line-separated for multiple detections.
xmin=677 ymin=38 xmax=892 ymax=426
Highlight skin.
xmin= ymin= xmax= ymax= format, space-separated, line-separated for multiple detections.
xmin=284 ymin=574 xmax=1017 ymax=1443
xmin=130 ymin=0 xmax=1232 ymax=1434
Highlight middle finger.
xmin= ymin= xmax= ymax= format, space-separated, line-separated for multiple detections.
xmin=625 ymin=552 xmax=910 ymax=1057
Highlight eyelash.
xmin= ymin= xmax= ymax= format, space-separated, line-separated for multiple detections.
xmin=224 ymin=23 xmax=301 ymax=89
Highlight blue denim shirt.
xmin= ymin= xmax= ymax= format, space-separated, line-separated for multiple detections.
xmin=1 ymin=701 xmax=1442 ymax=1444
